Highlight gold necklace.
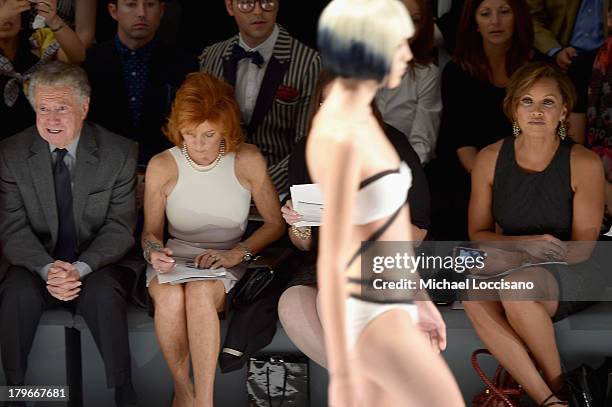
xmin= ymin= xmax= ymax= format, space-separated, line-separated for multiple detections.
xmin=182 ymin=140 xmax=226 ymax=172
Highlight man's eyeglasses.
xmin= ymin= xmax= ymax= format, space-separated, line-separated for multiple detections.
xmin=236 ymin=0 xmax=278 ymax=13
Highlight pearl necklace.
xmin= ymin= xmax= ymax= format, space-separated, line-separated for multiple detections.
xmin=182 ymin=140 xmax=226 ymax=172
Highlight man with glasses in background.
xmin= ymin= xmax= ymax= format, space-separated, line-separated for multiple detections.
xmin=199 ymin=0 xmax=320 ymax=194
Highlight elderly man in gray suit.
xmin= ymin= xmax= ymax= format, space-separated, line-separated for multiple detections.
xmin=0 ymin=61 xmax=140 ymax=406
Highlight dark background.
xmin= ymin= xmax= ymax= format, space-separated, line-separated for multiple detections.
xmin=95 ymin=1 xmax=331 ymax=57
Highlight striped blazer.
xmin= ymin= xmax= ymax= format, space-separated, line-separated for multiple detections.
xmin=199 ymin=26 xmax=321 ymax=193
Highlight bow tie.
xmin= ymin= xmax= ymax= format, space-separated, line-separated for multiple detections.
xmin=231 ymin=43 xmax=265 ymax=68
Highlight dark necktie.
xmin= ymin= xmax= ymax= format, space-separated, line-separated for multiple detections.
xmin=53 ymin=148 xmax=78 ymax=262
xmin=231 ymin=43 xmax=264 ymax=68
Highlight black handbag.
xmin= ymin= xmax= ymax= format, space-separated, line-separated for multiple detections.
xmin=232 ymin=266 xmax=275 ymax=307
xmin=231 ymin=248 xmax=292 ymax=308
xmin=564 ymin=364 xmax=596 ymax=407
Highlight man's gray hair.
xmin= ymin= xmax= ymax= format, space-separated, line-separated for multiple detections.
xmin=27 ymin=61 xmax=91 ymax=107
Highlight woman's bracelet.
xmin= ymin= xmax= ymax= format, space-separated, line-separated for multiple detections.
xmin=290 ymin=225 xmax=312 ymax=240
xmin=49 ymin=22 xmax=65 ymax=32
xmin=143 ymin=239 xmax=163 ymax=263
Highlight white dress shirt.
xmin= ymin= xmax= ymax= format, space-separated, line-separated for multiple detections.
xmin=235 ymin=24 xmax=280 ymax=124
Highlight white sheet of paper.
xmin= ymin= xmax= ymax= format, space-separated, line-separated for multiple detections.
xmin=157 ymin=264 xmax=227 ymax=285
xmin=605 ymin=225 xmax=612 ymax=237
xmin=290 ymin=183 xmax=323 ymax=227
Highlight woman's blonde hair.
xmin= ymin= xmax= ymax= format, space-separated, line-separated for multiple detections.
xmin=318 ymin=0 xmax=415 ymax=81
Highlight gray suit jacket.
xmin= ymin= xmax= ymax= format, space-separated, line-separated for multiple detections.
xmin=0 ymin=122 xmax=139 ymax=283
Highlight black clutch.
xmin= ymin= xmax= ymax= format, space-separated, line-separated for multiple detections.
xmin=232 ymin=266 xmax=275 ymax=307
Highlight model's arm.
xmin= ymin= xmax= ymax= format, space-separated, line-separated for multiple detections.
xmin=315 ymin=137 xmax=361 ymax=402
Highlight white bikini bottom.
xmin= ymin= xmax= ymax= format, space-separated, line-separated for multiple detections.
xmin=345 ymin=296 xmax=418 ymax=349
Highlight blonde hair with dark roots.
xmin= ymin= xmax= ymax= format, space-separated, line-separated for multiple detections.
xmin=164 ymin=72 xmax=244 ymax=152
xmin=318 ymin=0 xmax=414 ymax=81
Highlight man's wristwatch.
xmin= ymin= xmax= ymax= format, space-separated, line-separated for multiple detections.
xmin=237 ymin=242 xmax=254 ymax=264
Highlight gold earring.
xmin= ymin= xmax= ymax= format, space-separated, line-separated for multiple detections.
xmin=558 ymin=120 xmax=567 ymax=140
xmin=512 ymin=121 xmax=521 ymax=137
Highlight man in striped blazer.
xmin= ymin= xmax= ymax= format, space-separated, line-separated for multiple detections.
xmin=199 ymin=0 xmax=320 ymax=193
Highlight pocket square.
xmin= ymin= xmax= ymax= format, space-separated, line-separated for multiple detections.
xmin=275 ymin=85 xmax=299 ymax=103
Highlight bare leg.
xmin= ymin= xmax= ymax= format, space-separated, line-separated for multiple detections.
xmin=184 ymin=280 xmax=226 ymax=407
xmin=464 ymin=301 xmax=561 ymax=405
xmin=278 ymin=286 xmax=327 ymax=367
xmin=502 ymin=300 xmax=562 ymax=394
xmin=355 ymin=309 xmax=464 ymax=406
xmin=148 ymin=278 xmax=194 ymax=407
xmin=356 ymin=369 xmax=399 ymax=407
xmin=499 ymin=267 xmax=564 ymax=396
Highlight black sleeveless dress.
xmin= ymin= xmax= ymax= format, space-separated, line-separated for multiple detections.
xmin=492 ymin=137 xmax=595 ymax=321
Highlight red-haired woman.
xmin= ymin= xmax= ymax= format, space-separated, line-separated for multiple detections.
xmin=141 ymin=72 xmax=285 ymax=407
xmin=430 ymin=0 xmax=534 ymax=239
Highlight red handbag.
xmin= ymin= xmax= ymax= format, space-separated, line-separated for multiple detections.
xmin=472 ymin=349 xmax=525 ymax=407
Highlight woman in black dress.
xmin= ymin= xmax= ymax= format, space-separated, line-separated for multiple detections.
xmin=429 ymin=0 xmax=533 ymax=240
xmin=465 ymin=61 xmax=605 ymax=406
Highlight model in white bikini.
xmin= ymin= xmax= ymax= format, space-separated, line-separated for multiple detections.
xmin=308 ymin=1 xmax=464 ymax=406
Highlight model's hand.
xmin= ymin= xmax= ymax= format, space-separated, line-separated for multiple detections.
xmin=195 ymin=248 xmax=243 ymax=269
xmin=280 ymin=200 xmax=302 ymax=226
xmin=150 ymin=248 xmax=176 ymax=273
xmin=519 ymin=234 xmax=567 ymax=262
xmin=554 ymin=47 xmax=577 ymax=71
xmin=0 ymin=0 xmax=30 ymax=20
xmin=415 ymin=300 xmax=447 ymax=353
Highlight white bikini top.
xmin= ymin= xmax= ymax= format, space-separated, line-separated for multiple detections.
xmin=352 ymin=161 xmax=412 ymax=225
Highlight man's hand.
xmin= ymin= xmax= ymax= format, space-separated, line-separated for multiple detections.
xmin=46 ymin=260 xmax=82 ymax=301
xmin=554 ymin=47 xmax=577 ymax=71
xmin=0 ymin=0 xmax=30 ymax=20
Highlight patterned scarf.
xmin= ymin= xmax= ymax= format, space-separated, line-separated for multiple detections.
xmin=0 ymin=29 xmax=60 ymax=107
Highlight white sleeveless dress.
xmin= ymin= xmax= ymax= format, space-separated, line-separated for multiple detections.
xmin=146 ymin=147 xmax=251 ymax=291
